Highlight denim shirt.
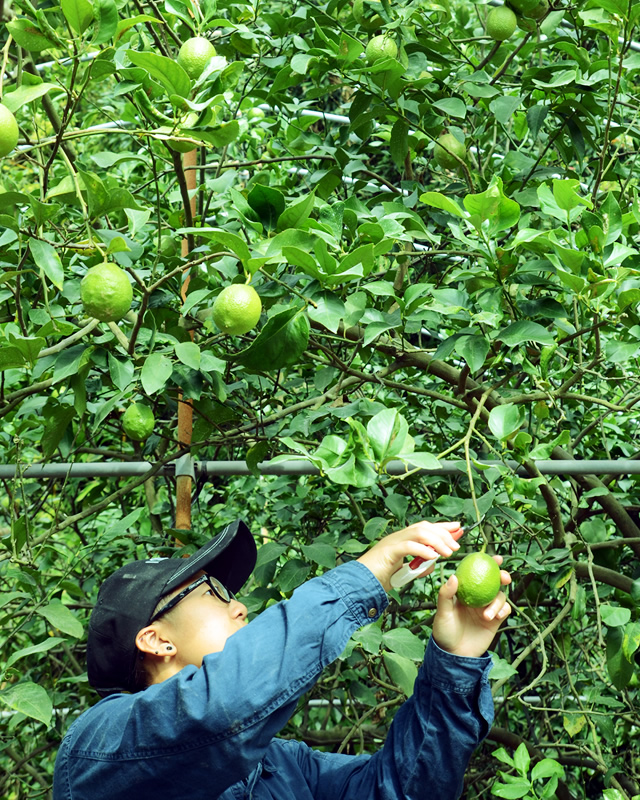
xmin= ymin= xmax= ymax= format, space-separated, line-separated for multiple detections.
xmin=53 ymin=561 xmax=494 ymax=800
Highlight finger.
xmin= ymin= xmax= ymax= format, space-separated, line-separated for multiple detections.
xmin=482 ymin=592 xmax=511 ymax=621
xmin=499 ymin=569 xmax=512 ymax=586
xmin=438 ymin=574 xmax=458 ymax=604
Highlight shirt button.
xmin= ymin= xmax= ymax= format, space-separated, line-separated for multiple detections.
xmin=368 ymin=608 xmax=377 ymax=618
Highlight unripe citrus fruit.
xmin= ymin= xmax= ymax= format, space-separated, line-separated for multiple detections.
xmin=159 ymin=234 xmax=178 ymax=257
xmin=525 ymin=0 xmax=549 ymax=19
xmin=156 ymin=126 xmax=197 ymax=153
xmin=212 ymin=284 xmax=262 ymax=335
xmin=177 ymin=36 xmax=217 ymax=80
xmin=455 ymin=552 xmax=502 ymax=607
xmin=365 ymin=35 xmax=398 ymax=63
xmin=486 ymin=6 xmax=518 ymax=40
xmin=433 ymin=133 xmax=466 ymax=170
xmin=0 ymin=104 xmax=19 ymax=158
xmin=122 ymin=403 xmax=155 ymax=441
xmin=80 ymin=263 xmax=133 ymax=322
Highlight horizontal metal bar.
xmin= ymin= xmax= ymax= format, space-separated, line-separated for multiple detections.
xmin=1 ymin=459 xmax=640 ymax=480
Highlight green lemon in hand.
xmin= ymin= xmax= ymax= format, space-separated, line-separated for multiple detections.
xmin=122 ymin=403 xmax=155 ymax=441
xmin=486 ymin=6 xmax=518 ymax=40
xmin=177 ymin=36 xmax=217 ymax=80
xmin=455 ymin=552 xmax=502 ymax=607
xmin=80 ymin=263 xmax=133 ymax=322
xmin=212 ymin=284 xmax=262 ymax=335
xmin=0 ymin=104 xmax=19 ymax=158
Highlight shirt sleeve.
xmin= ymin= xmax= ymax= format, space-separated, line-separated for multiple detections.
xmin=291 ymin=636 xmax=494 ymax=800
xmin=58 ymin=560 xmax=388 ymax=799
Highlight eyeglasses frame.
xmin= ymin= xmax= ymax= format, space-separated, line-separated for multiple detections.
xmin=148 ymin=574 xmax=233 ymax=624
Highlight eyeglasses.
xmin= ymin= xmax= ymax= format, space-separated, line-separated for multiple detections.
xmin=149 ymin=575 xmax=233 ymax=624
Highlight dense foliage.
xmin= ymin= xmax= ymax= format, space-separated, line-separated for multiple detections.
xmin=2 ymin=0 xmax=640 ymax=796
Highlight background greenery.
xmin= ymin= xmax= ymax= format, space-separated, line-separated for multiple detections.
xmin=2 ymin=0 xmax=640 ymax=796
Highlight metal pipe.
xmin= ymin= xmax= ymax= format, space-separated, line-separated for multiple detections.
xmin=1 ymin=459 xmax=640 ymax=480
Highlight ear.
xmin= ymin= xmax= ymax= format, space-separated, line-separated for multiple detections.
xmin=136 ymin=625 xmax=176 ymax=658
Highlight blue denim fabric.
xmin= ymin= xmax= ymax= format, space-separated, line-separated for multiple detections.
xmin=53 ymin=561 xmax=493 ymax=800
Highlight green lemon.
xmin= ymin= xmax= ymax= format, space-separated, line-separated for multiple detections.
xmin=212 ymin=284 xmax=262 ymax=335
xmin=455 ymin=552 xmax=502 ymax=607
xmin=433 ymin=133 xmax=466 ymax=170
xmin=177 ymin=36 xmax=217 ymax=80
xmin=0 ymin=104 xmax=19 ymax=158
xmin=525 ymin=0 xmax=549 ymax=19
xmin=80 ymin=263 xmax=133 ymax=322
xmin=122 ymin=403 xmax=155 ymax=441
xmin=365 ymin=35 xmax=398 ymax=64
xmin=486 ymin=6 xmax=518 ymax=40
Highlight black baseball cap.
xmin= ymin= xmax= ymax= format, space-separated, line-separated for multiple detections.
xmin=87 ymin=520 xmax=257 ymax=696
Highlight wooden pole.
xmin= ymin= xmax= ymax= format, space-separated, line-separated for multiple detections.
xmin=175 ymin=147 xmax=198 ymax=533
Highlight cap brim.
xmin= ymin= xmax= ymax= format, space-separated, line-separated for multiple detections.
xmin=162 ymin=520 xmax=257 ymax=595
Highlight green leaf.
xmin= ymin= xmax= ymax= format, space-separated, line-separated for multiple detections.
xmin=37 ymin=599 xmax=83 ymax=638
xmin=5 ymin=18 xmax=58 ymax=51
xmin=531 ymin=759 xmax=565 ymax=782
xmin=382 ymin=628 xmax=425 ymax=660
xmin=491 ymin=778 xmax=532 ymax=799
xmin=277 ymin=191 xmax=316 ymax=232
xmin=420 ymin=191 xmax=467 ymax=218
xmin=277 ymin=558 xmax=310 ymax=593
xmin=141 ymin=352 xmax=173 ymax=395
xmin=383 ymin=651 xmax=417 ymax=696
xmin=42 ymin=407 xmax=76 ymax=459
xmin=94 ymin=0 xmax=119 ymax=43
xmin=300 ymin=542 xmax=336 ymax=569
xmin=2 ymin=83 xmax=64 ymax=114
xmin=606 ymin=626 xmax=634 ymax=690
xmin=455 ymin=334 xmax=490 ymax=373
xmin=367 ymin=408 xmax=409 ymax=463
xmin=463 ymin=177 xmax=520 ymax=236
xmin=553 ymin=179 xmax=593 ymax=213
xmin=490 ymin=95 xmax=522 ymax=125
xmin=175 ymin=341 xmax=201 ymax=371
xmin=127 ymin=50 xmax=191 ymax=100
xmin=433 ymin=97 xmax=467 ymax=119
xmin=233 ymin=308 xmax=309 ymax=371
xmin=178 ymin=227 xmax=251 ymax=262
xmin=496 ymin=321 xmax=554 ymax=347
xmin=488 ymin=404 xmax=525 ymax=440
xmin=514 ymin=743 xmax=531 ymax=779
xmin=30 ymin=238 xmax=64 ymax=290
xmin=390 ymin=118 xmax=409 ymax=170
xmin=0 ymin=682 xmax=53 ymax=727
xmin=61 ymin=0 xmax=94 ymax=32
xmin=247 ymin=185 xmax=286 ymax=231
xmin=600 ymin=604 xmax=631 ymax=627
xmin=6 ymin=637 xmax=66 ymax=670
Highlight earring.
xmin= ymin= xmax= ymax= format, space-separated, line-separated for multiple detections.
xmin=166 ymin=645 xmax=173 ymax=651
xmin=154 ymin=651 xmax=158 ymax=655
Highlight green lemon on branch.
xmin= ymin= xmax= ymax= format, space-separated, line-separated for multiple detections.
xmin=177 ymin=36 xmax=217 ymax=80
xmin=122 ymin=404 xmax=155 ymax=441
xmin=365 ymin=35 xmax=397 ymax=64
xmin=0 ymin=104 xmax=19 ymax=158
xmin=455 ymin=552 xmax=502 ymax=607
xmin=212 ymin=284 xmax=262 ymax=335
xmin=433 ymin=133 xmax=466 ymax=171
xmin=80 ymin=263 xmax=133 ymax=322
xmin=486 ymin=6 xmax=518 ymax=40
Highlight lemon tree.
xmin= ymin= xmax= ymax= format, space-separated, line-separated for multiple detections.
xmin=212 ymin=284 xmax=262 ymax=335
xmin=80 ymin=263 xmax=133 ymax=322
xmin=455 ymin=553 xmax=502 ymax=608
xmin=122 ymin=404 xmax=155 ymax=441
xmin=3 ymin=0 xmax=640 ymax=794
